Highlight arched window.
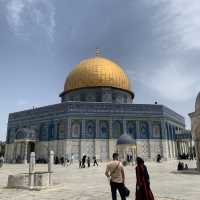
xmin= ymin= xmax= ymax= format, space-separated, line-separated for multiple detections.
xmin=126 ymin=121 xmax=136 ymax=139
xmin=140 ymin=121 xmax=149 ymax=139
xmin=48 ymin=123 xmax=54 ymax=140
xmin=71 ymin=121 xmax=81 ymax=138
xmin=40 ymin=124 xmax=48 ymax=140
xmin=112 ymin=120 xmax=123 ymax=138
xmin=152 ymin=122 xmax=161 ymax=138
xmin=99 ymin=121 xmax=109 ymax=139
xmin=85 ymin=120 xmax=95 ymax=138
xmin=57 ymin=121 xmax=65 ymax=139
xmin=7 ymin=129 xmax=11 ymax=143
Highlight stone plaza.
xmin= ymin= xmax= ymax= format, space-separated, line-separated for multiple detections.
xmin=0 ymin=160 xmax=199 ymax=200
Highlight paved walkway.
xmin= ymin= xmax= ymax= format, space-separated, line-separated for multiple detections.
xmin=0 ymin=160 xmax=199 ymax=200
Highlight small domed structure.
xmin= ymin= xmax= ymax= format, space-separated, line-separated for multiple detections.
xmin=116 ymin=133 xmax=137 ymax=162
xmin=117 ymin=133 xmax=135 ymax=145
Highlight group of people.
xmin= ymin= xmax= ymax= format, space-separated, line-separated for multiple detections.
xmin=105 ymin=153 xmax=154 ymax=200
xmin=177 ymin=161 xmax=188 ymax=171
xmin=79 ymin=155 xmax=98 ymax=168
xmin=178 ymin=153 xmax=194 ymax=160
xmin=54 ymin=154 xmax=74 ymax=166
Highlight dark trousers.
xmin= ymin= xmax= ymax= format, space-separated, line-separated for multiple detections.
xmin=93 ymin=160 xmax=98 ymax=166
xmin=110 ymin=181 xmax=126 ymax=200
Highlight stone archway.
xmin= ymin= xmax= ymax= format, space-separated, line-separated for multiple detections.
xmin=27 ymin=142 xmax=35 ymax=162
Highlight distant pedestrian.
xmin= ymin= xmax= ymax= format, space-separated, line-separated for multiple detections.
xmin=82 ymin=155 xmax=86 ymax=168
xmin=93 ymin=156 xmax=98 ymax=166
xmin=156 ymin=154 xmax=161 ymax=163
xmin=55 ymin=156 xmax=59 ymax=164
xmin=87 ymin=157 xmax=91 ymax=167
xmin=184 ymin=164 xmax=188 ymax=170
xmin=177 ymin=162 xmax=184 ymax=171
xmin=70 ymin=154 xmax=74 ymax=165
xmin=60 ymin=157 xmax=64 ymax=166
xmin=135 ymin=157 xmax=154 ymax=200
xmin=64 ymin=153 xmax=69 ymax=167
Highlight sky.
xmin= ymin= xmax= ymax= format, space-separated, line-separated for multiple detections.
xmin=0 ymin=0 xmax=200 ymax=141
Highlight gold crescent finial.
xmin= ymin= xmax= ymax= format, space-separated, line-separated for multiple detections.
xmin=96 ymin=48 xmax=100 ymax=56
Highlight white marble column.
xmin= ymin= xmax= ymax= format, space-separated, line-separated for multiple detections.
xmin=29 ymin=152 xmax=35 ymax=188
xmin=48 ymin=151 xmax=54 ymax=185
xmin=181 ymin=142 xmax=184 ymax=154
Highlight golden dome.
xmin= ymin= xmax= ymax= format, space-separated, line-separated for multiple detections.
xmin=64 ymin=56 xmax=132 ymax=93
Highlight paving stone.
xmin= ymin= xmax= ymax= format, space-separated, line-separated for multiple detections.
xmin=0 ymin=160 xmax=199 ymax=200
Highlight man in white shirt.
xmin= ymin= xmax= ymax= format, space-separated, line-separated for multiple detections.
xmin=105 ymin=153 xmax=126 ymax=200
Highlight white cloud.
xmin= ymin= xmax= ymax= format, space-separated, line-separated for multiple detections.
xmin=6 ymin=0 xmax=24 ymax=32
xmin=137 ymin=62 xmax=200 ymax=102
xmin=6 ymin=0 xmax=55 ymax=41
xmin=151 ymin=0 xmax=200 ymax=51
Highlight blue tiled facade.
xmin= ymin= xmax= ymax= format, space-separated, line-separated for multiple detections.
xmin=7 ymin=102 xmax=186 ymax=143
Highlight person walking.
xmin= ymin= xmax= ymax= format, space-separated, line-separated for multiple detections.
xmin=82 ymin=155 xmax=86 ymax=168
xmin=105 ymin=153 xmax=126 ymax=200
xmin=93 ymin=156 xmax=98 ymax=166
xmin=135 ymin=157 xmax=154 ymax=200
xmin=87 ymin=156 xmax=90 ymax=167
xmin=70 ymin=154 xmax=74 ymax=165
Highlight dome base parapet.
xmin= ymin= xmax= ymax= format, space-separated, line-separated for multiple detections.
xmin=60 ymin=86 xmax=134 ymax=103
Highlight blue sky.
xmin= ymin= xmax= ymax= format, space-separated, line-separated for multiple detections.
xmin=0 ymin=0 xmax=200 ymax=141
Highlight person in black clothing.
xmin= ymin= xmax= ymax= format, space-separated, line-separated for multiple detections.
xmin=87 ymin=156 xmax=90 ymax=167
xmin=135 ymin=157 xmax=154 ymax=200
xmin=177 ymin=161 xmax=184 ymax=171
xmin=82 ymin=155 xmax=86 ymax=168
xmin=156 ymin=154 xmax=161 ymax=163
xmin=54 ymin=156 xmax=59 ymax=164
xmin=93 ymin=156 xmax=98 ymax=166
xmin=60 ymin=157 xmax=64 ymax=166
